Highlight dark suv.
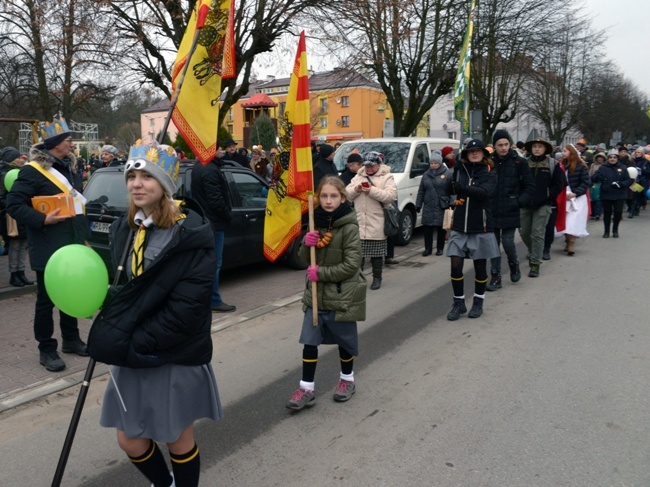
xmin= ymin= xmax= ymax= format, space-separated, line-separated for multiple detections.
xmin=83 ymin=161 xmax=306 ymax=275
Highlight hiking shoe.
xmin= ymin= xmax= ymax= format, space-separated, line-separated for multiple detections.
xmin=528 ymin=263 xmax=540 ymax=278
xmin=286 ymin=388 xmax=315 ymax=410
xmin=509 ymin=261 xmax=521 ymax=283
xmin=467 ymin=297 xmax=484 ymax=318
xmin=447 ymin=297 xmax=467 ymax=321
xmin=542 ymin=249 xmax=551 ymax=260
xmin=486 ymin=273 xmax=502 ymax=291
xmin=39 ymin=351 xmax=66 ymax=372
xmin=62 ymin=340 xmax=89 ymax=356
xmin=333 ymin=379 xmax=356 ymax=402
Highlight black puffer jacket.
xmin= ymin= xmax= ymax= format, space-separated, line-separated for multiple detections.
xmin=446 ymin=161 xmax=497 ymax=233
xmin=5 ymin=144 xmax=89 ymax=270
xmin=563 ymin=162 xmax=590 ymax=197
xmin=416 ymin=165 xmax=453 ymax=226
xmin=524 ymin=155 xmax=566 ymax=209
xmin=88 ymin=206 xmax=216 ymax=368
xmin=191 ymin=157 xmax=232 ymax=231
xmin=490 ymin=149 xmax=535 ymax=228
xmin=591 ymin=161 xmax=632 ymax=200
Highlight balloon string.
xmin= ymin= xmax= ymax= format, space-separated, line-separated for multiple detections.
xmin=109 ymin=369 xmax=127 ymax=412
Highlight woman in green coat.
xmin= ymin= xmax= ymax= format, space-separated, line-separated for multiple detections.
xmin=286 ymin=176 xmax=366 ymax=411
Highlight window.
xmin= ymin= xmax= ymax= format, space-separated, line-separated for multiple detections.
xmin=448 ymin=131 xmax=456 ymax=139
xmin=320 ymin=98 xmax=328 ymax=114
xmin=227 ymin=124 xmax=233 ymax=134
xmin=414 ymin=144 xmax=429 ymax=167
xmin=231 ymin=172 xmax=268 ymax=208
xmin=341 ymin=116 xmax=350 ymax=127
xmin=320 ymin=117 xmax=328 ymax=128
xmin=447 ymin=110 xmax=454 ymax=122
xmin=279 ymin=101 xmax=286 ymax=118
xmin=341 ymin=96 xmax=349 ymax=107
xmin=228 ymin=108 xmax=234 ymax=121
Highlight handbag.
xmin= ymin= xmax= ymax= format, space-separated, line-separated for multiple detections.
xmin=589 ymin=183 xmax=601 ymax=200
xmin=442 ymin=207 xmax=454 ymax=230
xmin=383 ymin=203 xmax=400 ymax=237
xmin=6 ymin=214 xmax=18 ymax=237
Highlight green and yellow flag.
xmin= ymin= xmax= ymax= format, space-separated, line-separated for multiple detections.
xmin=454 ymin=0 xmax=477 ymax=134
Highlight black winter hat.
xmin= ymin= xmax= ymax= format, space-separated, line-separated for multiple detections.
xmin=0 ymin=146 xmax=21 ymax=162
xmin=319 ymin=144 xmax=334 ymax=159
xmin=347 ymin=153 xmax=363 ymax=164
xmin=461 ymin=139 xmax=490 ymax=161
xmin=492 ymin=129 xmax=512 ymax=145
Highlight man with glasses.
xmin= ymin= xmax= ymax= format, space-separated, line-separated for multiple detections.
xmin=6 ymin=117 xmax=90 ymax=372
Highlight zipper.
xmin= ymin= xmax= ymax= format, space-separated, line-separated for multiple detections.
xmin=463 ymin=177 xmax=472 ymax=232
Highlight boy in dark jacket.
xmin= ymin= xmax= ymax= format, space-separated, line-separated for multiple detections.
xmin=520 ymin=138 xmax=565 ymax=277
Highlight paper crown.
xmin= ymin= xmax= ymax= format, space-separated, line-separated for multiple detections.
xmin=125 ymin=140 xmax=179 ymax=197
xmin=39 ymin=118 xmax=70 ymax=141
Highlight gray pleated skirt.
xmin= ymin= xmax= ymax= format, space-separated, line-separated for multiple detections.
xmin=446 ymin=231 xmax=500 ymax=260
xmin=299 ymin=308 xmax=358 ymax=356
xmin=100 ymin=363 xmax=223 ymax=443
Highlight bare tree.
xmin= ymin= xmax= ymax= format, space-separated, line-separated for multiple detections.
xmin=307 ymin=0 xmax=466 ymax=136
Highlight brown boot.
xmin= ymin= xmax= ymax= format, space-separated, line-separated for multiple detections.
xmin=563 ymin=236 xmax=570 ymax=253
xmin=567 ymin=236 xmax=576 ymax=256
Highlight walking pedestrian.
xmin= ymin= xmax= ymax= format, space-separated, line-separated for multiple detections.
xmin=591 ymin=149 xmax=632 ymax=238
xmin=555 ymin=144 xmax=590 ymax=255
xmin=416 ymin=150 xmax=452 ymax=256
xmin=589 ymin=152 xmax=606 ymax=221
xmin=90 ymin=141 xmax=222 ymax=487
xmin=286 ymin=176 xmax=366 ymax=411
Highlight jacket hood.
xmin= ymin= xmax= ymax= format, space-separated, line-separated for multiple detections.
xmin=28 ymin=143 xmax=77 ymax=173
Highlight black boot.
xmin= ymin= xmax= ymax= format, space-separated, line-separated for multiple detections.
xmin=467 ymin=296 xmax=484 ymax=318
xmin=9 ymin=272 xmax=24 ymax=287
xmin=447 ymin=297 xmax=467 ymax=321
xmin=486 ymin=272 xmax=502 ymax=291
xmin=509 ymin=261 xmax=521 ymax=283
xmin=603 ymin=229 xmax=610 ymax=238
xmin=17 ymin=271 xmax=34 ymax=285
xmin=528 ymin=262 xmax=540 ymax=278
xmin=542 ymin=248 xmax=551 ymax=260
xmin=370 ymin=257 xmax=382 ymax=290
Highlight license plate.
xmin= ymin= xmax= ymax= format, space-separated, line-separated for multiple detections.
xmin=91 ymin=221 xmax=111 ymax=233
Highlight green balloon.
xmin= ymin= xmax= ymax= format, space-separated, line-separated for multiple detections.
xmin=45 ymin=244 xmax=109 ymax=318
xmin=4 ymin=168 xmax=19 ymax=191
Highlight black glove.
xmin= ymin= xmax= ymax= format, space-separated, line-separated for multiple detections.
xmin=611 ymin=182 xmax=621 ymax=188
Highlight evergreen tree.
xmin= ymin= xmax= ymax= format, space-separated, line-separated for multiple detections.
xmin=249 ymin=114 xmax=277 ymax=151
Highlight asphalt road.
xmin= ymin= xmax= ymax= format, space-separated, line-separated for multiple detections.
xmin=1 ymin=220 xmax=649 ymax=486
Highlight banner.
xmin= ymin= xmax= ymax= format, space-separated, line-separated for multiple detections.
xmin=171 ymin=0 xmax=236 ymax=164
xmin=453 ymin=0 xmax=477 ymax=134
xmin=263 ymin=31 xmax=313 ymax=262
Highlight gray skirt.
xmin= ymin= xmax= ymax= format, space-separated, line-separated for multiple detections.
xmin=100 ymin=363 xmax=223 ymax=443
xmin=299 ymin=308 xmax=358 ymax=356
xmin=361 ymin=239 xmax=387 ymax=258
xmin=446 ymin=231 xmax=500 ymax=260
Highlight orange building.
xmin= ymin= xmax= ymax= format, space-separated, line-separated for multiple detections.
xmin=141 ymin=69 xmax=393 ymax=147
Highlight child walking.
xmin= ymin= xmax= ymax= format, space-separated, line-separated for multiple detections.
xmin=286 ymin=176 xmax=367 ymax=410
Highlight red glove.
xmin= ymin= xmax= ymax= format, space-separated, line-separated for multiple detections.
xmin=307 ymin=265 xmax=319 ymax=282
xmin=304 ymin=231 xmax=319 ymax=247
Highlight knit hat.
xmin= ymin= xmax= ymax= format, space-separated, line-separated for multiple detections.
xmin=554 ymin=152 xmax=563 ymax=162
xmin=0 ymin=146 xmax=21 ymax=163
xmin=40 ymin=117 xmax=71 ymax=150
xmin=516 ymin=141 xmax=525 ymax=149
xmin=363 ymin=151 xmax=383 ymax=165
xmin=124 ymin=140 xmax=179 ymax=198
xmin=430 ymin=150 xmax=443 ymax=164
xmin=347 ymin=153 xmax=363 ymax=164
xmin=319 ymin=144 xmax=334 ymax=159
xmin=441 ymin=146 xmax=454 ymax=158
xmin=100 ymin=145 xmax=119 ymax=157
xmin=492 ymin=129 xmax=511 ymax=145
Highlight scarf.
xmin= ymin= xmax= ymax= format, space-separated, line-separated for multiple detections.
xmin=314 ymin=201 xmax=353 ymax=231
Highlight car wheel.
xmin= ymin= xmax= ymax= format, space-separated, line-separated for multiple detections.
xmin=282 ymin=231 xmax=308 ymax=270
xmin=394 ymin=208 xmax=414 ymax=245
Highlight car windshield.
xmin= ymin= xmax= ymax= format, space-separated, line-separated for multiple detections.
xmin=333 ymin=142 xmax=411 ymax=173
xmin=83 ymin=171 xmax=129 ymax=210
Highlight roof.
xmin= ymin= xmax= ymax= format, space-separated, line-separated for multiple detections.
xmin=141 ymin=99 xmax=170 ymax=113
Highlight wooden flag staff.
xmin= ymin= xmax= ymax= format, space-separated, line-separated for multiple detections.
xmin=308 ymin=193 xmax=318 ymax=325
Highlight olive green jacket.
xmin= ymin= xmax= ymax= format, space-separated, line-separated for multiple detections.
xmin=300 ymin=210 xmax=366 ymax=322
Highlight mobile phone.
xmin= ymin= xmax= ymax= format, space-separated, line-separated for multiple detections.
xmin=361 ymin=182 xmax=371 ymax=188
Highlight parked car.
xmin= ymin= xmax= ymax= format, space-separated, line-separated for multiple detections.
xmin=82 ymin=161 xmax=306 ymax=277
xmin=333 ymin=137 xmax=460 ymax=245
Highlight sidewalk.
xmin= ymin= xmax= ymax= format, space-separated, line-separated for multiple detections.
xmin=0 ymin=244 xmax=423 ymax=413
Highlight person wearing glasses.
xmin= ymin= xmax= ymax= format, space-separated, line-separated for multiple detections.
xmin=6 ymin=117 xmax=90 ymax=372
xmin=591 ymin=149 xmax=633 ymax=238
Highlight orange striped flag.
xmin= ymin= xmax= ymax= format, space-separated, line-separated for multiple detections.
xmin=171 ymin=0 xmax=236 ymax=164
xmin=263 ymin=31 xmax=312 ymax=262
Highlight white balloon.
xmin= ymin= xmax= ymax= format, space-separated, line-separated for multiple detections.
xmin=628 ymin=167 xmax=638 ymax=179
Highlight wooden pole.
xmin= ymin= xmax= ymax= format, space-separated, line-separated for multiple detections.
xmin=308 ymin=193 xmax=318 ymax=325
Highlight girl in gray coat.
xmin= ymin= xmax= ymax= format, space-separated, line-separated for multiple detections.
xmin=416 ymin=150 xmax=452 ymax=255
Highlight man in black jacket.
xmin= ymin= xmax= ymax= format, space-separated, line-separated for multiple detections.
xmin=191 ymin=148 xmax=236 ymax=312
xmin=223 ymin=138 xmax=249 ymax=169
xmin=6 ymin=118 xmax=90 ymax=372
xmin=487 ymin=130 xmax=535 ymax=291
xmin=313 ymin=143 xmax=338 ymax=188
xmin=520 ymin=138 xmax=565 ymax=277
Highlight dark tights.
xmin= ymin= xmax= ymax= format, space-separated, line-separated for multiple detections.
xmin=602 ymin=200 xmax=624 ymax=232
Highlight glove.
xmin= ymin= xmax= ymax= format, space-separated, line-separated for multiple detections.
xmin=307 ymin=265 xmax=319 ymax=282
xmin=611 ymin=182 xmax=621 ymax=188
xmin=304 ymin=231 xmax=319 ymax=247
xmin=416 ymin=206 xmax=421 ymax=213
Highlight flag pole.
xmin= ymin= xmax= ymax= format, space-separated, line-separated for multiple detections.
xmin=308 ymin=193 xmax=318 ymax=325
xmin=158 ymin=4 xmax=211 ymax=143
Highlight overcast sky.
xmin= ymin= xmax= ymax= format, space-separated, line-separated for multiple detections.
xmin=576 ymin=0 xmax=649 ymax=97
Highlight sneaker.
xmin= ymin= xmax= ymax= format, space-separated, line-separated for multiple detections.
xmin=212 ymin=302 xmax=236 ymax=312
xmin=528 ymin=263 xmax=540 ymax=278
xmin=333 ymin=379 xmax=356 ymax=402
xmin=467 ymin=296 xmax=483 ymax=318
xmin=39 ymin=351 xmax=66 ymax=372
xmin=62 ymin=340 xmax=89 ymax=356
xmin=286 ymin=388 xmax=316 ymax=410
xmin=447 ymin=297 xmax=467 ymax=321
xmin=509 ymin=261 xmax=521 ymax=283
xmin=486 ymin=273 xmax=502 ymax=291
xmin=542 ymin=249 xmax=551 ymax=261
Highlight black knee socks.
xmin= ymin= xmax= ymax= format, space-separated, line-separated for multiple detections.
xmin=339 ymin=346 xmax=354 ymax=375
xmin=302 ymin=345 xmax=318 ymax=383
xmin=170 ymin=442 xmax=200 ymax=487
xmin=128 ymin=439 xmax=172 ymax=487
